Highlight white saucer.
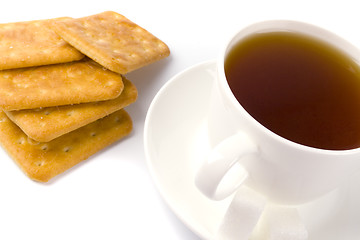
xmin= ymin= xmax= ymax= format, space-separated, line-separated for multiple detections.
xmin=144 ymin=60 xmax=360 ymax=239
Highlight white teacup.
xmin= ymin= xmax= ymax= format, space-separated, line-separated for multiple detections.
xmin=195 ymin=20 xmax=360 ymax=205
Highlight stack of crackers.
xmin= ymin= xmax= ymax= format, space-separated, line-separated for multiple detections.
xmin=0 ymin=11 xmax=170 ymax=182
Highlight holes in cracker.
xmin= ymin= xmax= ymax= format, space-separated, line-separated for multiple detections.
xmin=67 ymin=111 xmax=74 ymax=117
xmin=114 ymin=116 xmax=121 ymax=123
xmin=90 ymin=132 xmax=96 ymax=137
xmin=127 ymin=52 xmax=137 ymax=58
xmin=17 ymin=138 xmax=25 ymax=145
xmin=35 ymin=161 xmax=44 ymax=167
xmin=41 ymin=144 xmax=48 ymax=151
xmin=63 ymin=146 xmax=71 ymax=153
xmin=44 ymin=110 xmax=51 ymax=116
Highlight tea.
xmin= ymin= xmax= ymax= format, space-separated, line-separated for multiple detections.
xmin=225 ymin=31 xmax=360 ymax=150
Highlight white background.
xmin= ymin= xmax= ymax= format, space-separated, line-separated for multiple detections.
xmin=0 ymin=0 xmax=360 ymax=239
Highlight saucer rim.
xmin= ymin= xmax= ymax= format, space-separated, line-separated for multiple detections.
xmin=144 ymin=60 xmax=216 ymax=239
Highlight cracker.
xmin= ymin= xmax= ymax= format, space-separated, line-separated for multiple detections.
xmin=52 ymin=11 xmax=170 ymax=74
xmin=5 ymin=77 xmax=137 ymax=142
xmin=0 ymin=18 xmax=84 ymax=70
xmin=0 ymin=109 xmax=132 ymax=182
xmin=0 ymin=59 xmax=124 ymax=111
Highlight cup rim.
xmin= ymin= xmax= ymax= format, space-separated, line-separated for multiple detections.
xmin=217 ymin=19 xmax=360 ymax=155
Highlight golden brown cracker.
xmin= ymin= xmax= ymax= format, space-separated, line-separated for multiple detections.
xmin=0 ymin=18 xmax=84 ymax=70
xmin=5 ymin=77 xmax=137 ymax=142
xmin=52 ymin=11 xmax=170 ymax=74
xmin=0 ymin=59 xmax=124 ymax=111
xmin=0 ymin=109 xmax=132 ymax=182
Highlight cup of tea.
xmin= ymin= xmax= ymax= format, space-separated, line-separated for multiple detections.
xmin=195 ymin=20 xmax=360 ymax=205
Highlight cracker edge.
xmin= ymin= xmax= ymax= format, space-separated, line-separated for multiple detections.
xmin=0 ymin=109 xmax=132 ymax=182
xmin=51 ymin=11 xmax=170 ymax=74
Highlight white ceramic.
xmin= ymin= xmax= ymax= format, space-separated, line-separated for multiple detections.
xmin=144 ymin=60 xmax=360 ymax=239
xmin=195 ymin=20 xmax=360 ymax=205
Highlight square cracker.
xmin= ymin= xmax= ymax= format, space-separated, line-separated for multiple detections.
xmin=52 ymin=11 xmax=170 ymax=74
xmin=0 ymin=18 xmax=84 ymax=70
xmin=0 ymin=109 xmax=132 ymax=182
xmin=5 ymin=77 xmax=137 ymax=142
xmin=0 ymin=59 xmax=124 ymax=111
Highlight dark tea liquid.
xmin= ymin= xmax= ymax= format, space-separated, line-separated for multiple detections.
xmin=225 ymin=31 xmax=360 ymax=150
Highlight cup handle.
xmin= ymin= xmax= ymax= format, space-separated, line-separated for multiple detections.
xmin=195 ymin=131 xmax=258 ymax=200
